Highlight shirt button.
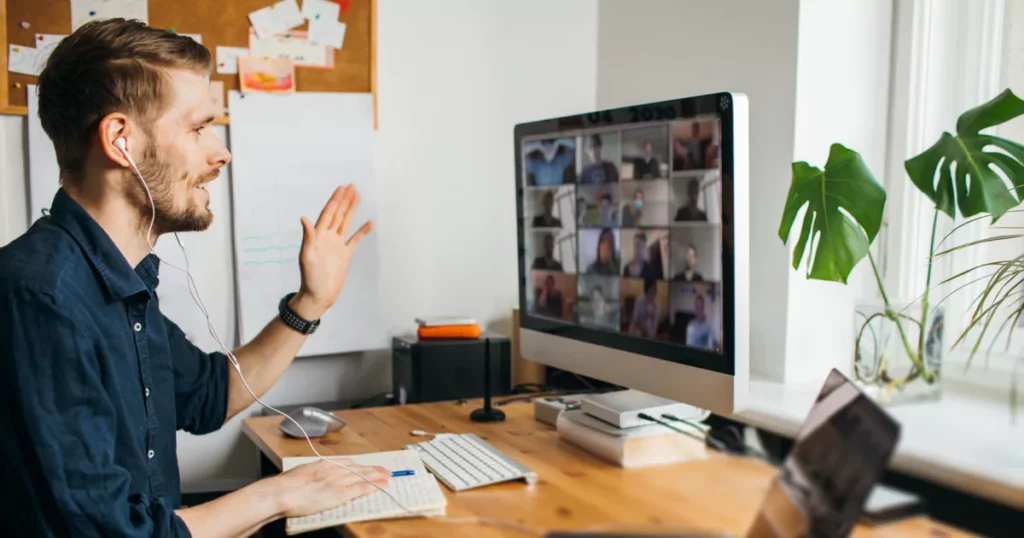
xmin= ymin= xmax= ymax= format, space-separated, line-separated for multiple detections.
xmin=148 ymin=449 xmax=155 ymax=459
xmin=133 ymin=322 xmax=142 ymax=332
xmin=144 ymin=388 xmax=150 ymax=398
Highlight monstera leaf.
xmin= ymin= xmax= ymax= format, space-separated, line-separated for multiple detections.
xmin=905 ymin=89 xmax=1024 ymax=222
xmin=779 ymin=143 xmax=886 ymax=283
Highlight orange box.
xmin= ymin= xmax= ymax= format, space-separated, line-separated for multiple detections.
xmin=416 ymin=324 xmax=481 ymax=340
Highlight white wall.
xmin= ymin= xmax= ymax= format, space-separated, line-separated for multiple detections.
xmin=0 ymin=0 xmax=598 ymax=492
xmin=595 ymin=0 xmax=801 ymax=381
xmin=785 ymin=0 xmax=893 ymax=385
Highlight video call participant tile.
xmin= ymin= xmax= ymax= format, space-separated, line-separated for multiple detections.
xmin=527 ymin=186 xmax=575 ymax=229
xmin=579 ymin=228 xmax=621 ymax=276
xmin=529 ymin=270 xmax=577 ymax=322
xmin=620 ymin=229 xmax=668 ymax=280
xmin=671 ymin=119 xmax=719 ymax=172
xmin=528 ymin=231 xmax=576 ymax=274
xmin=620 ymin=179 xmax=671 ymax=227
xmin=621 ymin=125 xmax=669 ymax=180
xmin=578 ymin=275 xmax=620 ymax=331
xmin=669 ymin=228 xmax=720 ymax=282
xmin=578 ymin=183 xmax=620 ymax=228
xmin=669 ymin=282 xmax=722 ymax=351
xmin=523 ymin=137 xmax=577 ymax=186
xmin=671 ymin=173 xmax=719 ymax=223
xmin=579 ymin=132 xmax=622 ymax=184
xmin=620 ymin=277 xmax=670 ymax=340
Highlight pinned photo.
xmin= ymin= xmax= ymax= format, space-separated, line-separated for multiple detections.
xmin=238 ymin=56 xmax=296 ymax=94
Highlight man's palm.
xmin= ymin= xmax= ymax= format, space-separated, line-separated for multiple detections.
xmin=298 ymin=185 xmax=373 ymax=313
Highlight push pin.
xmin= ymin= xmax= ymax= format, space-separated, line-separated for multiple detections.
xmin=38 ymin=36 xmax=43 ymax=41
xmin=13 ymin=46 xmax=20 ymax=52
xmin=89 ymin=11 xmax=96 ymax=16
xmin=14 ymin=83 xmax=23 ymax=89
xmin=20 ymin=21 xmax=31 ymax=30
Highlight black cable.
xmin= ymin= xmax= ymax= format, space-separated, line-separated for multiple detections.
xmin=661 ymin=413 xmax=780 ymax=467
xmin=636 ymin=413 xmax=719 ymax=448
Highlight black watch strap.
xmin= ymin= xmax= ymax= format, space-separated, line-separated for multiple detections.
xmin=279 ymin=293 xmax=320 ymax=335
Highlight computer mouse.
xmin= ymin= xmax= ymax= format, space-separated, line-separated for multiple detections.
xmin=278 ymin=406 xmax=347 ymax=438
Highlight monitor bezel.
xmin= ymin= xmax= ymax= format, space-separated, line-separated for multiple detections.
xmin=514 ymin=92 xmax=738 ymax=377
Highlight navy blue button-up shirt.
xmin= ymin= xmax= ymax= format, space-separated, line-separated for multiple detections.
xmin=0 ymin=189 xmax=229 ymax=537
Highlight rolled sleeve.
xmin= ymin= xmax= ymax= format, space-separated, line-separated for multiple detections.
xmin=1 ymin=289 xmax=191 ymax=537
xmin=164 ymin=315 xmax=229 ymax=434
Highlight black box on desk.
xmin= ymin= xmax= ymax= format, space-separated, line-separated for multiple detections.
xmin=392 ymin=333 xmax=511 ymax=404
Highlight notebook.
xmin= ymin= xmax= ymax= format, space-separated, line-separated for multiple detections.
xmin=280 ymin=449 xmax=447 ymax=535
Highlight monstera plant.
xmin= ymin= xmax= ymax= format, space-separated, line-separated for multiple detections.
xmin=779 ymin=88 xmax=1024 ymax=402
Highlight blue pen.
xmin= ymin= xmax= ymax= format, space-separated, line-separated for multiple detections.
xmin=391 ymin=470 xmax=415 ymax=477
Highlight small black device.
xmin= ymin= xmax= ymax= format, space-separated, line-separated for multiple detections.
xmin=392 ymin=333 xmax=511 ymax=404
xmin=278 ymin=292 xmax=320 ymax=335
xmin=470 ymin=338 xmax=506 ymax=422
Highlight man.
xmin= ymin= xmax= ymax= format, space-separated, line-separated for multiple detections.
xmin=632 ymin=140 xmax=661 ymax=178
xmin=536 ymin=274 xmax=564 ymax=319
xmin=686 ymin=294 xmax=715 ymax=349
xmin=673 ymin=121 xmax=704 ymax=170
xmin=532 ymin=233 xmax=563 ymax=271
xmin=526 ymin=138 xmax=575 ymax=186
xmin=628 ymin=277 xmax=660 ymax=338
xmin=674 ymin=178 xmax=707 ymax=221
xmin=673 ymin=244 xmax=704 ymax=282
xmin=579 ymin=134 xmax=619 ymax=184
xmin=623 ymin=231 xmax=659 ymax=279
xmin=621 ymin=187 xmax=644 ymax=227
xmin=0 ymin=20 xmax=388 ymax=537
xmin=532 ymin=190 xmax=563 ymax=228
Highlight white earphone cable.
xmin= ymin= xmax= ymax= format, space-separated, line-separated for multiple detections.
xmin=121 ymin=146 xmax=540 ymax=535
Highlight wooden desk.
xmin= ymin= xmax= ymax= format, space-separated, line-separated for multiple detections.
xmin=241 ymin=399 xmax=975 ymax=538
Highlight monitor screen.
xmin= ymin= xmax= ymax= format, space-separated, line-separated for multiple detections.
xmin=515 ymin=93 xmax=738 ymax=376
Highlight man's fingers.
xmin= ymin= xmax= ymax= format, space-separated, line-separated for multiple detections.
xmin=336 ymin=190 xmax=359 ymax=237
xmin=346 ymin=221 xmax=373 ymax=248
xmin=316 ymin=187 xmax=344 ymax=232
xmin=326 ymin=186 xmax=352 ymax=231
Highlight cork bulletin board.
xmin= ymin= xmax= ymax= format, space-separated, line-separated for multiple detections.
xmin=0 ymin=0 xmax=376 ymax=124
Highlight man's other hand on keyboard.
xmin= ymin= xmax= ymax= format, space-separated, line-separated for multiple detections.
xmin=272 ymin=459 xmax=391 ymax=518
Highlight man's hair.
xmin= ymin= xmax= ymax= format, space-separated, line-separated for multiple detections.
xmin=37 ymin=18 xmax=213 ymax=182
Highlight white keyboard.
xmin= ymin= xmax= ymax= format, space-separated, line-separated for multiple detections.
xmin=406 ymin=433 xmax=537 ymax=492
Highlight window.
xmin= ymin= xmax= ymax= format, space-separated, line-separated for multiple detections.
xmin=880 ymin=0 xmax=1022 ymax=384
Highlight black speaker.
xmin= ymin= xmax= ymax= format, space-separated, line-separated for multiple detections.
xmin=392 ymin=333 xmax=512 ymax=405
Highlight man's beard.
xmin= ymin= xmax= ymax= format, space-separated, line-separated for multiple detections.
xmin=130 ymin=145 xmax=215 ymax=237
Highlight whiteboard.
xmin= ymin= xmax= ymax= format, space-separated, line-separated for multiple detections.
xmin=227 ymin=91 xmax=383 ymax=356
xmin=25 ymin=84 xmax=237 ymax=353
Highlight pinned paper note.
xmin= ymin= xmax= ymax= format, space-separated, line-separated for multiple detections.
xmin=249 ymin=0 xmax=304 ymax=40
xmin=70 ymin=0 xmax=149 ymax=31
xmin=208 ymin=80 xmax=225 ymax=117
xmin=216 ymin=46 xmax=250 ymax=75
xmin=239 ymin=57 xmax=296 ymax=94
xmin=8 ymin=45 xmax=42 ymax=76
xmin=249 ymin=29 xmax=333 ymax=69
xmin=308 ymin=19 xmax=346 ymax=50
xmin=34 ymin=34 xmax=66 ymax=69
xmin=273 ymin=0 xmax=305 ymax=31
xmin=302 ymin=0 xmax=340 ymax=22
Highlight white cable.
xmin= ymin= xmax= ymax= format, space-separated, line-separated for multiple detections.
xmin=124 ymin=156 xmax=540 ymax=536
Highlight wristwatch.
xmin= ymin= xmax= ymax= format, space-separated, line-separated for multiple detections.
xmin=278 ymin=293 xmax=320 ymax=335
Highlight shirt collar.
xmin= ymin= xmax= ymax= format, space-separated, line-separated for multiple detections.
xmin=48 ymin=188 xmax=155 ymax=300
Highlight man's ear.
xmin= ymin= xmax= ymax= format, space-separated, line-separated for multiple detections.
xmin=98 ymin=113 xmax=133 ymax=168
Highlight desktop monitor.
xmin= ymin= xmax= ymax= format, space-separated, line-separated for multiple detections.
xmin=515 ymin=92 xmax=749 ymax=414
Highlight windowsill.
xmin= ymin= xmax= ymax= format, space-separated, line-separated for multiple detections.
xmin=732 ymin=378 xmax=1024 ymax=510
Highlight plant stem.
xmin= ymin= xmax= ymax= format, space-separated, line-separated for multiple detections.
xmin=918 ymin=208 xmax=940 ymax=379
xmin=868 ymin=251 xmax=931 ymax=381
